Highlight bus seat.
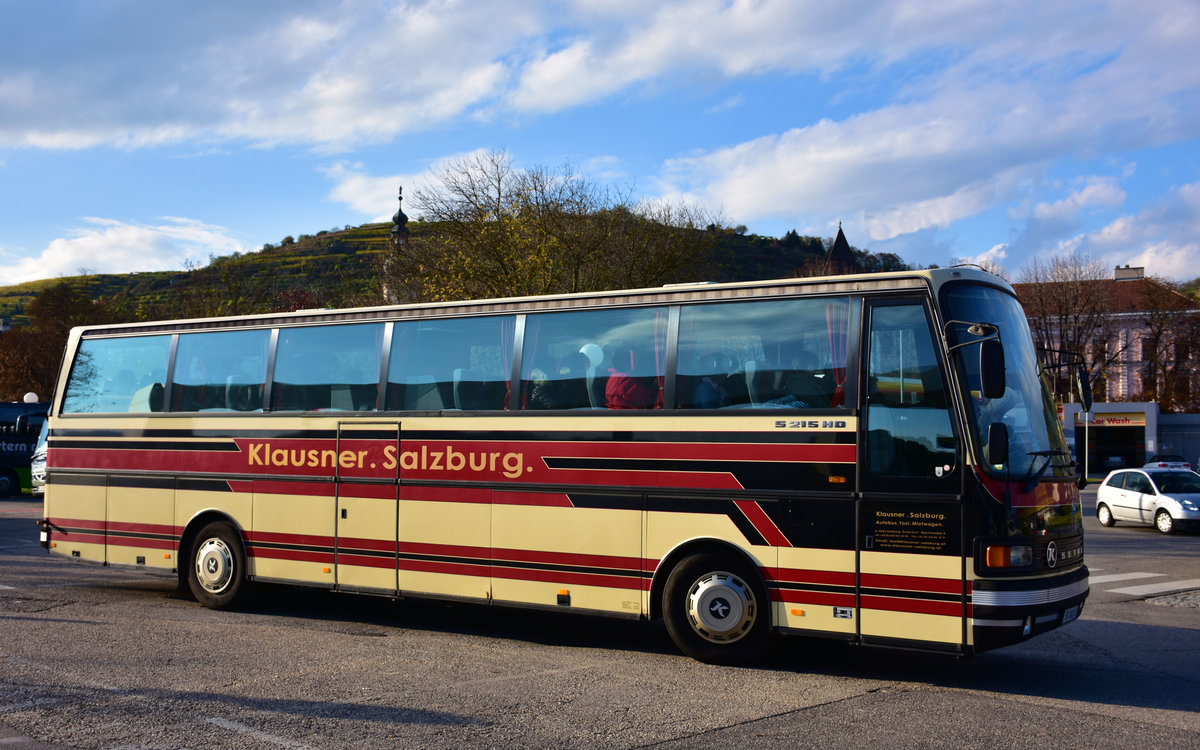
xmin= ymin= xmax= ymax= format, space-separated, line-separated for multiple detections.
xmin=585 ymin=367 xmax=606 ymax=408
xmin=129 ymin=382 xmax=164 ymax=413
xmin=744 ymin=360 xmax=772 ymax=405
xmin=403 ymin=376 xmax=446 ymax=411
xmin=453 ymin=369 xmax=506 ymax=410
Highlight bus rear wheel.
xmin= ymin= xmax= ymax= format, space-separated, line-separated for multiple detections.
xmin=0 ymin=470 xmax=16 ymax=498
xmin=187 ymin=521 xmax=248 ymax=609
xmin=662 ymin=552 xmax=769 ymax=665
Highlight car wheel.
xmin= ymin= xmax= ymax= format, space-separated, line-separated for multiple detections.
xmin=1097 ymin=504 xmax=1115 ymax=527
xmin=187 ymin=521 xmax=249 ymax=609
xmin=1155 ymin=509 xmax=1175 ymax=535
xmin=662 ymin=551 xmax=770 ymax=665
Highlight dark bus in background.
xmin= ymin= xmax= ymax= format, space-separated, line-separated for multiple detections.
xmin=1 ymin=396 xmax=49 ymax=497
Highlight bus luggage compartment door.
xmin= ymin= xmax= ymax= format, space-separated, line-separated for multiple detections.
xmin=334 ymin=422 xmax=399 ymax=595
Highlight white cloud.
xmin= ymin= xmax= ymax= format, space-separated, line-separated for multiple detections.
xmin=0 ymin=218 xmax=243 ymax=285
xmin=322 ymin=150 xmax=497 ymax=222
xmin=1032 ymin=177 xmax=1126 ymax=221
xmin=1078 ymin=180 xmax=1200 ymax=281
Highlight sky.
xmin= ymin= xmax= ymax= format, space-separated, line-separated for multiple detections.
xmin=2 ymin=0 xmax=1199 ymax=288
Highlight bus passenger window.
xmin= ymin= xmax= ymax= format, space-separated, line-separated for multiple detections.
xmin=173 ymin=329 xmax=270 ymax=412
xmin=521 ymin=308 xmax=667 ymax=410
xmin=62 ymin=335 xmax=172 ymax=414
xmin=676 ymin=297 xmax=851 ymax=409
xmin=271 ymin=323 xmax=382 ymax=412
xmin=387 ymin=317 xmax=514 ymax=411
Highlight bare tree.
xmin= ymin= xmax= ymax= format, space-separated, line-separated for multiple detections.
xmin=1129 ymin=277 xmax=1200 ymax=412
xmin=1014 ymin=252 xmax=1126 ymax=404
xmin=381 ymin=150 xmax=723 ymax=303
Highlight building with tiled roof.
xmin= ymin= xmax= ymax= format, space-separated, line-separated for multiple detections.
xmin=1013 ymin=265 xmax=1200 ymax=408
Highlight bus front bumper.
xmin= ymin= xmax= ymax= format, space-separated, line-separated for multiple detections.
xmin=971 ymin=566 xmax=1089 ymax=652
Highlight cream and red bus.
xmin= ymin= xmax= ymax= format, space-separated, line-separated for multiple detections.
xmin=39 ymin=267 xmax=1088 ymax=664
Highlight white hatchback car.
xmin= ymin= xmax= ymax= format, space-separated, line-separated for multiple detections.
xmin=1096 ymin=468 xmax=1200 ymax=534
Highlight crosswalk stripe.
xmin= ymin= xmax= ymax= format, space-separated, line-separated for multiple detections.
xmin=1088 ymin=572 xmax=1165 ymax=584
xmin=1107 ymin=579 xmax=1200 ymax=596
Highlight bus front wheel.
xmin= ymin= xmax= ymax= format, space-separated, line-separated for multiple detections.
xmin=187 ymin=521 xmax=248 ymax=609
xmin=662 ymin=552 xmax=769 ymax=665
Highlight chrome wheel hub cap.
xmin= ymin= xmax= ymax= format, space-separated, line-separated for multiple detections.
xmin=685 ymin=571 xmax=755 ymax=643
xmin=195 ymin=538 xmax=234 ymax=594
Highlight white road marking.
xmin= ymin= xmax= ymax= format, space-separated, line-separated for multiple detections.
xmin=1108 ymin=579 xmax=1200 ymax=596
xmin=1088 ymin=572 xmax=1165 ymax=584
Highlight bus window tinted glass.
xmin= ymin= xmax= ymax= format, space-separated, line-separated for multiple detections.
xmin=676 ymin=297 xmax=851 ymax=409
xmin=387 ymin=317 xmax=515 ymax=411
xmin=172 ymin=329 xmax=270 ymax=412
xmin=272 ymin=324 xmax=383 ymax=411
xmin=522 ymin=308 xmax=667 ymax=410
xmin=865 ymin=303 xmax=956 ymax=480
xmin=63 ymin=336 xmax=172 ymax=413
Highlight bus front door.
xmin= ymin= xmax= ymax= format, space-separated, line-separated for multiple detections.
xmin=858 ymin=300 xmax=967 ymax=652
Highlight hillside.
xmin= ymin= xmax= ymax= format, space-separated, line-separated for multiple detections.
xmin=1 ymin=221 xmax=895 ymax=327
xmin=0 ymin=223 xmax=393 ymax=326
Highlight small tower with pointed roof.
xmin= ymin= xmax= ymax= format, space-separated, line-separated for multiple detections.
xmin=825 ymin=222 xmax=861 ymax=275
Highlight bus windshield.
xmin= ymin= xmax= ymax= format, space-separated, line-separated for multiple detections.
xmin=942 ymin=283 xmax=1072 ymax=482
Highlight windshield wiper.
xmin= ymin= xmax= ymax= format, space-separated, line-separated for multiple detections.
xmin=1021 ymin=450 xmax=1072 ymax=493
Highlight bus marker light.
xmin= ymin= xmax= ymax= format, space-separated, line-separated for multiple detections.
xmin=828 ymin=476 xmax=847 ymax=484
xmin=984 ymin=545 xmax=1032 ymax=568
xmin=557 ymin=589 xmax=570 ymax=605
xmin=163 ymin=553 xmax=171 ymax=559
xmin=322 ymin=567 xmax=331 ymax=574
xmin=790 ymin=608 xmax=805 ymax=617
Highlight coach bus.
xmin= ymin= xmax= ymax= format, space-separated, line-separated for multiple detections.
xmin=39 ymin=267 xmax=1088 ymax=664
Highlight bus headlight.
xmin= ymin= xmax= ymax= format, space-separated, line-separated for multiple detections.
xmin=984 ymin=544 xmax=1033 ymax=568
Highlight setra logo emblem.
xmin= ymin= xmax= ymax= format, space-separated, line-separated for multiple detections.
xmin=1045 ymin=541 xmax=1058 ymax=568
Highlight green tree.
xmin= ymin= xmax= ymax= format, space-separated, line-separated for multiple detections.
xmin=382 ymin=150 xmax=723 ymax=303
xmin=0 ymin=282 xmax=122 ymax=400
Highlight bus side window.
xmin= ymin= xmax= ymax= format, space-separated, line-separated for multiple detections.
xmin=676 ymin=296 xmax=851 ymax=410
xmin=387 ymin=317 xmax=514 ymax=412
xmin=272 ymin=323 xmax=382 ymax=412
xmin=62 ymin=336 xmax=172 ymax=414
xmin=864 ymin=303 xmax=957 ymax=483
xmin=174 ymin=329 xmax=270 ymax=412
xmin=520 ymin=308 xmax=666 ymax=411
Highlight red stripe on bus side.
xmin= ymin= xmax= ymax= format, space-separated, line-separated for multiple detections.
xmin=249 ymin=546 xmax=335 ymax=565
xmin=492 ymin=491 xmax=573 ymax=507
xmin=105 ymin=534 xmax=177 ymax=551
xmin=734 ymin=500 xmax=791 ymax=548
xmin=490 ymin=564 xmax=647 ymax=591
xmin=860 ymin=595 xmax=967 ymax=618
xmin=245 ymin=530 xmax=333 ymax=549
xmin=861 ymin=573 xmax=967 ymax=596
xmin=770 ymin=568 xmax=855 ymax=587
xmin=50 ymin=517 xmax=105 ymax=531
xmin=773 ymin=589 xmax=856 ymax=608
xmin=107 ymin=521 xmax=178 ymax=537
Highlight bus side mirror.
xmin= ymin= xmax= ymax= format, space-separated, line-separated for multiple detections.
xmin=1075 ymin=365 xmax=1092 ymax=412
xmin=987 ymin=422 xmax=1009 ymax=466
xmin=980 ymin=339 xmax=1005 ymax=399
